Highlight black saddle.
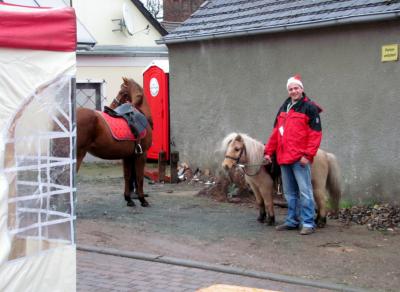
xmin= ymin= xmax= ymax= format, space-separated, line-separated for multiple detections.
xmin=103 ymin=103 xmax=148 ymax=138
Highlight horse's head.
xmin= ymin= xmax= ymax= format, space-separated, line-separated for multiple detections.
xmin=111 ymin=77 xmax=144 ymax=107
xmin=110 ymin=77 xmax=153 ymax=128
xmin=221 ymin=133 xmax=246 ymax=171
xmin=124 ymin=77 xmax=154 ymax=128
xmin=123 ymin=77 xmax=145 ymax=106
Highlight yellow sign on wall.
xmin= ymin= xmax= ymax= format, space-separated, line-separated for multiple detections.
xmin=381 ymin=44 xmax=398 ymax=62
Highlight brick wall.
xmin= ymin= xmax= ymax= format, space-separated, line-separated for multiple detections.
xmin=163 ymin=0 xmax=205 ymax=22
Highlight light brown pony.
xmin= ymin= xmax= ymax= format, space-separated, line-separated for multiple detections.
xmin=76 ymin=77 xmax=153 ymax=207
xmin=221 ymin=133 xmax=341 ymax=227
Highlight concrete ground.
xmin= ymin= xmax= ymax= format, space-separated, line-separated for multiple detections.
xmin=76 ymin=163 xmax=399 ymax=292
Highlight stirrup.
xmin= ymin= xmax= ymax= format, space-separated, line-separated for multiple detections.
xmin=135 ymin=143 xmax=143 ymax=154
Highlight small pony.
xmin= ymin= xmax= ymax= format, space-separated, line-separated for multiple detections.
xmin=221 ymin=132 xmax=341 ymax=227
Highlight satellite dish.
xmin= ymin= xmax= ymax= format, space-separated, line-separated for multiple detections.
xmin=122 ymin=3 xmax=135 ymax=36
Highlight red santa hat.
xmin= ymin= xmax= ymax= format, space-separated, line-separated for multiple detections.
xmin=286 ymin=74 xmax=304 ymax=89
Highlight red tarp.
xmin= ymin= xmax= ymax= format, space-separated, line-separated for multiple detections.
xmin=0 ymin=3 xmax=76 ymax=52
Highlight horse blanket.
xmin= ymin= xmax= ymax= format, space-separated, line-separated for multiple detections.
xmin=100 ymin=110 xmax=147 ymax=141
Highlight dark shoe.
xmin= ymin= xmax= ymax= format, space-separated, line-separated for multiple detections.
xmin=300 ymin=227 xmax=315 ymax=235
xmin=276 ymin=223 xmax=298 ymax=231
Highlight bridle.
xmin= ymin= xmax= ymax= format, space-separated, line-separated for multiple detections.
xmin=224 ymin=145 xmax=245 ymax=165
xmin=112 ymin=93 xmax=130 ymax=107
xmin=224 ymin=143 xmax=268 ymax=177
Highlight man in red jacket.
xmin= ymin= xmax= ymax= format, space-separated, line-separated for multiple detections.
xmin=264 ymin=75 xmax=322 ymax=235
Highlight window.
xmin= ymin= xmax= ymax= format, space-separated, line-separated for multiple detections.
xmin=76 ymin=80 xmax=106 ymax=110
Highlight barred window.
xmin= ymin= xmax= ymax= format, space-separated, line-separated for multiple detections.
xmin=76 ymin=80 xmax=106 ymax=110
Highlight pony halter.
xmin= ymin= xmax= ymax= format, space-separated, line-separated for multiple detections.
xmin=225 ymin=145 xmax=269 ymax=176
xmin=224 ymin=146 xmax=245 ymax=164
xmin=112 ymin=95 xmax=129 ymax=106
xmin=112 ymin=97 xmax=123 ymax=106
xmin=112 ymin=88 xmax=132 ymax=106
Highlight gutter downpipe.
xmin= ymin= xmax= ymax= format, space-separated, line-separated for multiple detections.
xmin=157 ymin=12 xmax=400 ymax=45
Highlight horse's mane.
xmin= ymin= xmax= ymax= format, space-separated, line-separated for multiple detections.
xmin=121 ymin=77 xmax=154 ymax=128
xmin=221 ymin=132 xmax=265 ymax=165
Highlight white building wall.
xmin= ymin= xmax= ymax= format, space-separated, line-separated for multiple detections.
xmin=73 ymin=0 xmax=166 ymax=47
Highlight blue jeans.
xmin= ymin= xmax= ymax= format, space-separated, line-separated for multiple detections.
xmin=281 ymin=161 xmax=316 ymax=228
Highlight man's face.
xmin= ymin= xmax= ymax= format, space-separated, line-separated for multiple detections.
xmin=287 ymin=83 xmax=303 ymax=102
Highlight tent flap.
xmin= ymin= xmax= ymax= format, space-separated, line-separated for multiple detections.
xmin=0 ymin=4 xmax=76 ymax=52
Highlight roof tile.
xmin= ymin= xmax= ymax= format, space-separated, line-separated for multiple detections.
xmin=162 ymin=0 xmax=400 ymax=43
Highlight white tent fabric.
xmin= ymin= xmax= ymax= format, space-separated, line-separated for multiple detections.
xmin=0 ymin=3 xmax=76 ymax=291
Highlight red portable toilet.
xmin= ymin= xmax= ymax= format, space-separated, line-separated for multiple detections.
xmin=143 ymin=60 xmax=170 ymax=160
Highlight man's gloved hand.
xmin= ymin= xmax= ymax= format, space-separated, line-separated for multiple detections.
xmin=299 ymin=156 xmax=310 ymax=166
xmin=264 ymin=154 xmax=272 ymax=164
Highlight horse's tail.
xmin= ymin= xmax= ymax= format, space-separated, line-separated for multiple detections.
xmin=326 ymin=152 xmax=342 ymax=215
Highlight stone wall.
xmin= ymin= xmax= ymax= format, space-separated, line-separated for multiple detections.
xmin=166 ymin=20 xmax=400 ymax=203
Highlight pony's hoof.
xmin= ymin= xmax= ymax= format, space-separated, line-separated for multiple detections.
xmin=125 ymin=195 xmax=135 ymax=207
xmin=316 ymin=216 xmax=327 ymax=228
xmin=139 ymin=198 xmax=149 ymax=207
xmin=257 ymin=211 xmax=267 ymax=223
xmin=257 ymin=215 xmax=266 ymax=223
xmin=266 ymin=216 xmax=275 ymax=226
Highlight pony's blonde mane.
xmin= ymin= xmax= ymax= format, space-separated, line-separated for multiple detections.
xmin=221 ymin=132 xmax=265 ymax=165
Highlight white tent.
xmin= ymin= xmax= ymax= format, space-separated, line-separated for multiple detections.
xmin=0 ymin=3 xmax=76 ymax=291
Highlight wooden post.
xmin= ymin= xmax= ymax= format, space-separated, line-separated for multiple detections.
xmin=170 ymin=151 xmax=179 ymax=183
xmin=158 ymin=150 xmax=166 ymax=183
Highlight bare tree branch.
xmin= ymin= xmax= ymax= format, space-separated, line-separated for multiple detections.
xmin=145 ymin=0 xmax=163 ymax=20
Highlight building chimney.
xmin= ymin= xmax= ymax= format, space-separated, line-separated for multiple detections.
xmin=163 ymin=0 xmax=205 ymax=22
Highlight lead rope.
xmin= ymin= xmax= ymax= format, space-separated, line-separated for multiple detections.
xmin=237 ymin=159 xmax=270 ymax=177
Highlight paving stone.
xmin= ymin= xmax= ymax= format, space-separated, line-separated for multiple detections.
xmin=77 ymin=250 xmax=342 ymax=292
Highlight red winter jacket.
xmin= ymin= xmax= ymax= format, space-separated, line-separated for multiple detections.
xmin=264 ymin=95 xmax=322 ymax=165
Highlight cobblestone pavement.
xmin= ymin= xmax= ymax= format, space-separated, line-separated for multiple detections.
xmin=77 ymin=250 xmax=339 ymax=292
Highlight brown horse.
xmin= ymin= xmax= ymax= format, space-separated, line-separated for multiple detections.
xmin=76 ymin=77 xmax=152 ymax=207
xmin=220 ymin=133 xmax=341 ymax=227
